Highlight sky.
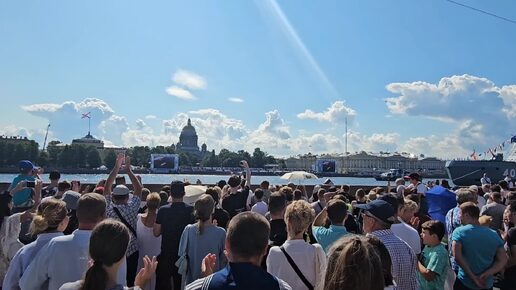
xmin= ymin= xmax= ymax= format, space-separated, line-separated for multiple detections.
xmin=1 ymin=0 xmax=516 ymax=159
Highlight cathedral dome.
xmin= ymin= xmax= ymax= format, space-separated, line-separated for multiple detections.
xmin=180 ymin=118 xmax=197 ymax=137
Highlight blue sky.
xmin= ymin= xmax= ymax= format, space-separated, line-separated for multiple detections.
xmin=1 ymin=0 xmax=516 ymax=158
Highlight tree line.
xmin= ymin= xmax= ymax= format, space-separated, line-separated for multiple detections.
xmin=0 ymin=140 xmax=278 ymax=169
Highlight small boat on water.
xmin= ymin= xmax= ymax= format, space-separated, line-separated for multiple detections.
xmin=374 ymin=169 xmax=408 ymax=182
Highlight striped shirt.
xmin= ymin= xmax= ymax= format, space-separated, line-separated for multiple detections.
xmin=370 ymin=229 xmax=418 ymax=290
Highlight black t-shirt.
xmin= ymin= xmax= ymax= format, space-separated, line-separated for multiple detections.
xmin=221 ymin=188 xmax=249 ymax=218
xmin=504 ymin=228 xmax=516 ymax=283
xmin=212 ymin=208 xmax=230 ymax=229
xmin=269 ymin=219 xmax=287 ymax=247
xmin=41 ymin=186 xmax=57 ymax=198
xmin=156 ymin=202 xmax=195 ymax=257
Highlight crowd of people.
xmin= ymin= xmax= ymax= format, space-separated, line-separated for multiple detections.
xmin=0 ymin=156 xmax=515 ymax=290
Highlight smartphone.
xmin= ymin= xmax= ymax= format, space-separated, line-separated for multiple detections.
xmin=26 ymin=181 xmax=35 ymax=188
xmin=239 ymin=160 xmax=245 ymax=167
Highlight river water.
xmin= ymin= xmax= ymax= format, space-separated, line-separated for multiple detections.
xmin=0 ymin=173 xmax=449 ymax=186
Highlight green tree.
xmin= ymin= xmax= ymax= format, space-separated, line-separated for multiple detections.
xmin=72 ymin=145 xmax=87 ymax=168
xmin=37 ymin=151 xmax=49 ymax=167
xmin=201 ymin=150 xmax=219 ymax=167
xmin=104 ymin=149 xmax=117 ymax=169
xmin=58 ymin=145 xmax=74 ymax=168
xmin=5 ymin=144 xmax=16 ymax=165
xmin=13 ymin=144 xmax=26 ymax=162
xmin=0 ymin=143 xmax=5 ymax=166
xmin=86 ymin=148 xmax=102 ymax=168
xmin=178 ymin=152 xmax=191 ymax=166
xmin=47 ymin=141 xmax=62 ymax=165
xmin=251 ymin=148 xmax=266 ymax=168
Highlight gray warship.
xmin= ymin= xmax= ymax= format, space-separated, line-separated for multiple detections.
xmin=446 ymin=144 xmax=516 ymax=186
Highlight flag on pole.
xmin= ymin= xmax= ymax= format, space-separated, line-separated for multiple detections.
xmin=81 ymin=112 xmax=91 ymax=119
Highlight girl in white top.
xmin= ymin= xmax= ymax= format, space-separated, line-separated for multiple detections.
xmin=267 ymin=200 xmax=326 ymax=290
xmin=59 ymin=220 xmax=157 ymax=290
xmin=3 ymin=198 xmax=69 ymax=290
xmin=136 ymin=193 xmax=161 ymax=290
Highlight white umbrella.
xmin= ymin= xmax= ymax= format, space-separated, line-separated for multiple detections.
xmin=280 ymin=171 xmax=319 ymax=181
xmin=184 ymin=185 xmax=207 ymax=206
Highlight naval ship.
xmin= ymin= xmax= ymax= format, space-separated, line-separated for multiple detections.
xmin=446 ymin=143 xmax=516 ymax=186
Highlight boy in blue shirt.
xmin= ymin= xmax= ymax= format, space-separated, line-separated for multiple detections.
xmin=8 ymin=160 xmax=37 ymax=210
xmin=418 ymin=220 xmax=449 ymax=290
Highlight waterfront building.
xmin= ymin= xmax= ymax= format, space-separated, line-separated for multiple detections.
xmin=283 ymin=151 xmax=446 ymax=175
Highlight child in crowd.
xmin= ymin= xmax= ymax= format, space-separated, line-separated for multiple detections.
xmin=251 ymin=189 xmax=268 ymax=217
xmin=417 ymin=220 xmax=449 ymax=290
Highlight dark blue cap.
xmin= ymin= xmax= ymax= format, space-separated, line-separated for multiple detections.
xmin=355 ymin=199 xmax=396 ymax=224
xmin=19 ymin=160 xmax=36 ymax=172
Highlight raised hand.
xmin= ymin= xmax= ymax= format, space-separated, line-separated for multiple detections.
xmin=201 ymin=253 xmax=217 ymax=277
xmin=124 ymin=156 xmax=132 ymax=172
xmin=115 ymin=153 xmax=125 ymax=169
xmin=134 ymin=255 xmax=158 ymax=288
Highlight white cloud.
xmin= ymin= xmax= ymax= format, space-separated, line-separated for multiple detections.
xmin=228 ymin=97 xmax=244 ymax=103
xmin=22 ymin=98 xmax=115 ymax=143
xmin=172 ymin=69 xmax=207 ymax=90
xmin=99 ymin=115 xmax=129 ymax=146
xmin=385 ymin=74 xmax=516 ymax=155
xmin=297 ymin=101 xmax=356 ymax=124
xmin=165 ymin=86 xmax=197 ymax=100
xmin=135 ymin=119 xmax=148 ymax=130
xmin=144 ymin=115 xmax=158 ymax=120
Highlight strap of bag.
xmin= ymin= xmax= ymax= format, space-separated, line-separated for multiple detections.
xmin=113 ymin=207 xmax=137 ymax=237
xmin=280 ymin=246 xmax=314 ymax=290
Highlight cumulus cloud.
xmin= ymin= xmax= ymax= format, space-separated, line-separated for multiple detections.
xmin=297 ymin=101 xmax=356 ymax=124
xmin=385 ymin=74 xmax=516 ymax=155
xmin=228 ymin=97 xmax=244 ymax=103
xmin=22 ymin=98 xmax=115 ymax=143
xmin=99 ymin=115 xmax=129 ymax=145
xmin=165 ymin=86 xmax=197 ymax=100
xmin=172 ymin=69 xmax=207 ymax=90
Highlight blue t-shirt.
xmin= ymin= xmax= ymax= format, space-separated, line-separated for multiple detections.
xmin=312 ymin=225 xmax=349 ymax=252
xmin=417 ymin=243 xmax=448 ymax=290
xmin=451 ymin=224 xmax=503 ymax=289
xmin=9 ymin=174 xmax=35 ymax=207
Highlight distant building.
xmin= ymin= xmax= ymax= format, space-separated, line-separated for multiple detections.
xmin=284 ymin=151 xmax=446 ymax=175
xmin=0 ymin=136 xmax=33 ymax=146
xmin=50 ymin=132 xmax=126 ymax=159
xmin=71 ymin=133 xmax=104 ymax=149
xmin=175 ymin=118 xmax=207 ymax=158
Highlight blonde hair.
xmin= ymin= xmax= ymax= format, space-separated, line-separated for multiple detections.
xmin=146 ymin=192 xmax=161 ymax=211
xmin=479 ymin=215 xmax=493 ymax=227
xmin=30 ymin=199 xmax=68 ymax=236
xmin=367 ymin=192 xmax=377 ymax=201
xmin=284 ymin=200 xmax=315 ymax=236
xmin=403 ymin=199 xmax=419 ymax=213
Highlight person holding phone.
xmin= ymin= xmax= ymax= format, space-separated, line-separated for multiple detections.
xmin=8 ymin=161 xmax=38 ymax=212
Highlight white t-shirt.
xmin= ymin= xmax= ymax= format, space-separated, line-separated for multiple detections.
xmin=267 ymin=239 xmax=326 ymax=290
xmin=390 ymin=218 xmax=421 ymax=255
xmin=251 ymin=201 xmax=268 ymax=216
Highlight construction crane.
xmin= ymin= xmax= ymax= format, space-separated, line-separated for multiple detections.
xmin=42 ymin=124 xmax=50 ymax=151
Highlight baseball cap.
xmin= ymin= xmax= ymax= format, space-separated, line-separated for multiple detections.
xmin=355 ymin=200 xmax=396 ymax=224
xmin=19 ymin=160 xmax=36 ymax=172
xmin=112 ymin=185 xmax=130 ymax=196
xmin=62 ymin=190 xmax=81 ymax=210
xmin=404 ymin=173 xmax=420 ymax=181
